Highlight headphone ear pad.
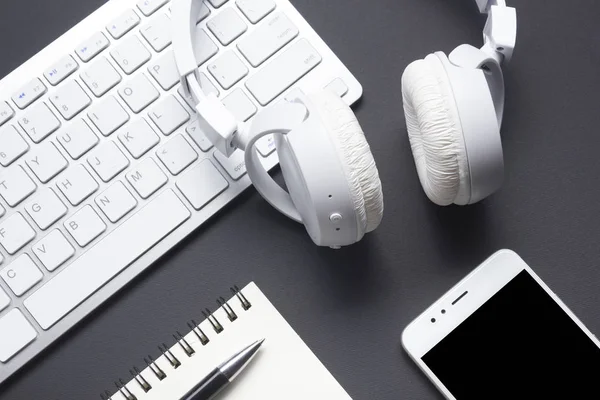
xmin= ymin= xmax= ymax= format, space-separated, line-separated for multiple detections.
xmin=308 ymin=90 xmax=384 ymax=235
xmin=401 ymin=54 xmax=471 ymax=206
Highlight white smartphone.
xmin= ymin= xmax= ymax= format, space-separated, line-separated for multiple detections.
xmin=402 ymin=249 xmax=600 ymax=399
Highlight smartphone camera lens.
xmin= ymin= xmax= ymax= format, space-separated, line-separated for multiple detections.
xmin=431 ymin=318 xmax=436 ymax=323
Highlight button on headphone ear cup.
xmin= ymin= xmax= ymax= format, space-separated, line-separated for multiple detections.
xmin=401 ymin=53 xmax=471 ymax=206
xmin=308 ymin=89 xmax=384 ymax=235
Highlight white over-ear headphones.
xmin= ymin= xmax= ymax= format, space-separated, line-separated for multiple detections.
xmin=402 ymin=0 xmax=517 ymax=206
xmin=172 ymin=0 xmax=384 ymax=248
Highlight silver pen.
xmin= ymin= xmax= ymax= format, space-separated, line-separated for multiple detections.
xmin=181 ymin=339 xmax=265 ymax=400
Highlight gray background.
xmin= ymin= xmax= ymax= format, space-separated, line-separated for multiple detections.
xmin=1 ymin=0 xmax=600 ymax=399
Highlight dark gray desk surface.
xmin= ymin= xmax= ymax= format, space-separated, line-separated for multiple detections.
xmin=2 ymin=0 xmax=600 ymax=399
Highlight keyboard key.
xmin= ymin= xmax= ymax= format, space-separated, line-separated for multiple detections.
xmin=177 ymin=160 xmax=228 ymax=210
xmin=25 ymin=190 xmax=190 ymax=329
xmin=12 ymin=78 xmax=47 ymax=110
xmin=208 ymin=51 xmax=248 ymax=90
xmin=137 ymin=0 xmax=169 ymax=16
xmin=246 ymin=39 xmax=322 ymax=106
xmin=0 ymin=101 xmax=15 ymax=126
xmin=118 ymin=118 xmax=159 ymax=159
xmin=196 ymin=2 xmax=212 ymax=21
xmin=0 ymin=213 xmax=36 ymax=255
xmin=25 ymin=188 xmax=68 ymax=230
xmin=257 ymin=135 xmax=276 ymax=157
xmin=111 ymin=36 xmax=151 ymax=75
xmin=237 ymin=12 xmax=298 ymax=67
xmin=81 ymin=57 xmax=122 ymax=97
xmin=149 ymin=95 xmax=189 ymax=135
xmin=0 ymin=166 xmax=37 ymax=207
xmin=214 ymin=149 xmax=246 ymax=180
xmin=88 ymin=96 xmax=130 ymax=136
xmin=187 ymin=120 xmax=214 ymax=152
xmin=148 ymin=51 xmax=179 ymax=90
xmin=44 ymin=55 xmax=79 ymax=86
xmin=208 ymin=0 xmax=228 ymax=8
xmin=57 ymin=119 xmax=99 ymax=160
xmin=193 ymin=29 xmax=219 ymax=66
xmin=19 ymin=102 xmax=61 ymax=143
xmin=87 ymin=141 xmax=130 ymax=182
xmin=76 ymin=32 xmax=110 ymax=62
xmin=50 ymin=80 xmax=91 ymax=120
xmin=207 ymin=8 xmax=247 ymax=46
xmin=119 ymin=74 xmax=160 ymax=113
xmin=65 ymin=205 xmax=106 ymax=247
xmin=0 ymin=309 xmax=37 ymax=362
xmin=127 ymin=158 xmax=168 ymax=199
xmin=0 ymin=288 xmax=9 ymax=311
xmin=0 ymin=125 xmax=29 ymax=166
xmin=157 ymin=135 xmax=198 ymax=175
xmin=106 ymin=9 xmax=141 ymax=39
xmin=325 ymin=78 xmax=349 ymax=98
xmin=141 ymin=13 xmax=172 ymax=52
xmin=1 ymin=255 xmax=43 ymax=296
xmin=25 ymin=142 xmax=69 ymax=183
xmin=96 ymin=181 xmax=137 ymax=223
xmin=56 ymin=165 xmax=99 ymax=206
xmin=33 ymin=230 xmax=75 ymax=272
xmin=222 ymin=89 xmax=257 ymax=122
xmin=236 ymin=0 xmax=276 ymax=23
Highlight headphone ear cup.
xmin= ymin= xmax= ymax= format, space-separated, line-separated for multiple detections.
xmin=401 ymin=54 xmax=471 ymax=206
xmin=308 ymin=90 xmax=384 ymax=235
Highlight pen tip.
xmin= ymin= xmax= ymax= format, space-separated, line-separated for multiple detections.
xmin=257 ymin=338 xmax=265 ymax=346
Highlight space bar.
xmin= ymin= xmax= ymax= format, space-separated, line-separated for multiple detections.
xmin=24 ymin=190 xmax=191 ymax=330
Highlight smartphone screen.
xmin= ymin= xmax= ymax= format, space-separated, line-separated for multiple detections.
xmin=422 ymin=270 xmax=600 ymax=399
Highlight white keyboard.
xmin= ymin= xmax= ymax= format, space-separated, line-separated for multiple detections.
xmin=0 ymin=0 xmax=362 ymax=384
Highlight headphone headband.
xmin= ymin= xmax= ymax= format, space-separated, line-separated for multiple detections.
xmin=172 ymin=0 xmax=240 ymax=157
xmin=477 ymin=0 xmax=517 ymax=63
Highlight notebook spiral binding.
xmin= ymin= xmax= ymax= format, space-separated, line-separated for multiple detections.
xmin=100 ymin=285 xmax=252 ymax=400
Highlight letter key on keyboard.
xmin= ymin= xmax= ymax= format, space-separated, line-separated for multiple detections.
xmin=0 ymin=165 xmax=37 ymax=207
xmin=88 ymin=96 xmax=130 ymax=136
xmin=1 ymin=255 xmax=43 ymax=296
xmin=95 ymin=181 xmax=138 ymax=223
xmin=57 ymin=164 xmax=99 ymax=206
xmin=118 ymin=118 xmax=160 ymax=159
xmin=33 ymin=230 xmax=75 ymax=272
xmin=127 ymin=158 xmax=168 ymax=198
xmin=149 ymin=95 xmax=189 ymax=135
xmin=87 ymin=141 xmax=130 ymax=182
xmin=57 ymin=119 xmax=99 ymax=160
xmin=25 ymin=142 xmax=69 ymax=184
xmin=25 ymin=188 xmax=68 ymax=230
xmin=64 ymin=205 xmax=107 ymax=247
xmin=0 ymin=213 xmax=36 ymax=255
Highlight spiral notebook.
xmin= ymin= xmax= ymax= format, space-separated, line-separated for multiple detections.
xmin=103 ymin=283 xmax=352 ymax=400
